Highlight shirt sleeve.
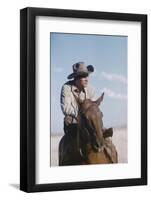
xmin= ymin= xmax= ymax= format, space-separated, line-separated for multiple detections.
xmin=60 ymin=84 xmax=77 ymax=117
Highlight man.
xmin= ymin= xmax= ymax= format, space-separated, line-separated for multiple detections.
xmin=60 ymin=62 xmax=112 ymax=147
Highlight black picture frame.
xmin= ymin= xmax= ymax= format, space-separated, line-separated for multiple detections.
xmin=20 ymin=7 xmax=147 ymax=192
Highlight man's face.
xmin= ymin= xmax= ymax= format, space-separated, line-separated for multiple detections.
xmin=77 ymin=75 xmax=89 ymax=88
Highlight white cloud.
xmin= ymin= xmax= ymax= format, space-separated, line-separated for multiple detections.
xmin=102 ymin=87 xmax=127 ymax=101
xmin=101 ymin=71 xmax=127 ymax=85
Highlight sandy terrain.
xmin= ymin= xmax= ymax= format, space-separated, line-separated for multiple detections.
xmin=51 ymin=128 xmax=127 ymax=166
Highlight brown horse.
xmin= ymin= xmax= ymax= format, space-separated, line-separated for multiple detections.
xmin=59 ymin=94 xmax=118 ymax=166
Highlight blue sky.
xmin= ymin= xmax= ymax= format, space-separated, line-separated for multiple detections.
xmin=50 ymin=33 xmax=127 ymax=134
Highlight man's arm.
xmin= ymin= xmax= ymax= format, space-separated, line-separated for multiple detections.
xmin=60 ymin=84 xmax=77 ymax=117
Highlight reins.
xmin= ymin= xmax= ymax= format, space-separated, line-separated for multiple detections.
xmin=71 ymin=86 xmax=106 ymax=160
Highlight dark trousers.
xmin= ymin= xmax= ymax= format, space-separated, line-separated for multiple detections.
xmin=64 ymin=122 xmax=78 ymax=139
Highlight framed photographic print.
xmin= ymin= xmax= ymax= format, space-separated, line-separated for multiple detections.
xmin=20 ymin=7 xmax=147 ymax=192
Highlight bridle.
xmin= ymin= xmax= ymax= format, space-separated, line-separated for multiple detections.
xmin=70 ymin=86 xmax=114 ymax=163
xmin=77 ymin=102 xmax=105 ymax=159
xmin=71 ymin=87 xmax=104 ymax=157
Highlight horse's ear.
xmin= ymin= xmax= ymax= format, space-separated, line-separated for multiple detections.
xmin=95 ymin=92 xmax=104 ymax=106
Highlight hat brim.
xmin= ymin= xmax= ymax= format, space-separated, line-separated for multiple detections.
xmin=67 ymin=65 xmax=94 ymax=79
xmin=67 ymin=72 xmax=89 ymax=79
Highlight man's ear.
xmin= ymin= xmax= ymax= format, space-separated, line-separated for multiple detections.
xmin=94 ymin=92 xmax=104 ymax=106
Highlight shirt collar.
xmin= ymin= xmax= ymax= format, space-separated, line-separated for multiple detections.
xmin=71 ymin=83 xmax=86 ymax=94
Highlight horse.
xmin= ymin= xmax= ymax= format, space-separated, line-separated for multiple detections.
xmin=58 ymin=93 xmax=118 ymax=166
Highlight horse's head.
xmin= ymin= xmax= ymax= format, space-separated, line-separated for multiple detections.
xmin=77 ymin=93 xmax=105 ymax=152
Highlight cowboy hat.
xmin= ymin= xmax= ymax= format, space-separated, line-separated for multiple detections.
xmin=67 ymin=62 xmax=94 ymax=79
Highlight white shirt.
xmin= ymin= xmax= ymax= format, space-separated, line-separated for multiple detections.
xmin=60 ymin=80 xmax=97 ymax=118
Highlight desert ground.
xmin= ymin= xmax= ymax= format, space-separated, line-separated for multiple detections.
xmin=51 ymin=128 xmax=127 ymax=166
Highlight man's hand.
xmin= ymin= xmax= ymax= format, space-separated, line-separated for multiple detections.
xmin=64 ymin=115 xmax=73 ymax=126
